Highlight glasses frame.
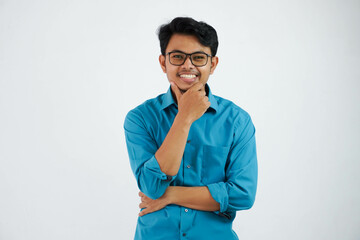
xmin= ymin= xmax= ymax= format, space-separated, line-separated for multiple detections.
xmin=166 ymin=50 xmax=213 ymax=67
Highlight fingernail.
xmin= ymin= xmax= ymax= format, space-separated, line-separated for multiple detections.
xmin=170 ymin=82 xmax=174 ymax=86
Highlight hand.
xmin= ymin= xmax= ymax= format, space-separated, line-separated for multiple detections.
xmin=138 ymin=191 xmax=170 ymax=217
xmin=171 ymin=82 xmax=210 ymax=124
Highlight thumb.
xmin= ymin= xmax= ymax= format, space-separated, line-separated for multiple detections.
xmin=170 ymin=82 xmax=182 ymax=103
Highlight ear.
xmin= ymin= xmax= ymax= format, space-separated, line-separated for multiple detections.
xmin=159 ymin=55 xmax=166 ymax=73
xmin=209 ymin=56 xmax=219 ymax=75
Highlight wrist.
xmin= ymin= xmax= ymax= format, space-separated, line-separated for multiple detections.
xmin=175 ymin=113 xmax=193 ymax=128
xmin=163 ymin=186 xmax=177 ymax=205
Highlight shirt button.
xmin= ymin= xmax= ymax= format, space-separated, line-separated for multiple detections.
xmin=187 ymin=140 xmax=191 ymax=143
xmin=182 ymin=233 xmax=186 ymax=236
xmin=184 ymin=208 xmax=188 ymax=212
xmin=186 ymin=165 xmax=191 ymax=169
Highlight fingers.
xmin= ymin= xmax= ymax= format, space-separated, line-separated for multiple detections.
xmin=170 ymin=82 xmax=182 ymax=103
xmin=139 ymin=192 xmax=150 ymax=203
xmin=205 ymin=98 xmax=211 ymax=108
xmin=139 ymin=209 xmax=148 ymax=217
xmin=138 ymin=193 xmax=148 ymax=216
xmin=138 ymin=191 xmax=148 ymax=216
xmin=137 ymin=192 xmax=167 ymax=217
xmin=138 ymin=200 xmax=151 ymax=217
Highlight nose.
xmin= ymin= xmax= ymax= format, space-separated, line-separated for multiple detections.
xmin=181 ymin=55 xmax=195 ymax=69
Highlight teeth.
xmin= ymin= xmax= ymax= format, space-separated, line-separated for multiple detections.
xmin=180 ymin=74 xmax=196 ymax=78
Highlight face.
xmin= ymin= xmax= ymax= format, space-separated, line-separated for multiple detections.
xmin=159 ymin=34 xmax=219 ymax=92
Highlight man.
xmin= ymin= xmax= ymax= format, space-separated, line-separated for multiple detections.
xmin=124 ymin=17 xmax=257 ymax=239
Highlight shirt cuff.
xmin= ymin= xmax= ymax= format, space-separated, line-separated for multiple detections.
xmin=143 ymin=155 xmax=177 ymax=182
xmin=207 ymin=182 xmax=229 ymax=213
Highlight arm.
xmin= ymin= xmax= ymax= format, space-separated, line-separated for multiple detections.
xmin=207 ymin=114 xmax=258 ymax=213
xmin=155 ymin=82 xmax=210 ymax=176
xmin=168 ymin=186 xmax=220 ymax=211
xmin=124 ymin=82 xmax=209 ymax=199
xmin=138 ymin=113 xmax=257 ymax=216
xmin=139 ymin=186 xmax=219 ymax=216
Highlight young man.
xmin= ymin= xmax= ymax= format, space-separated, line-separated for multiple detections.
xmin=124 ymin=17 xmax=257 ymax=239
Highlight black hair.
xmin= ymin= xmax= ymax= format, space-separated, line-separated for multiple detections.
xmin=157 ymin=17 xmax=219 ymax=56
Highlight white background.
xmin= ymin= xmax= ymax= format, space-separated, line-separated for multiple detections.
xmin=1 ymin=0 xmax=359 ymax=239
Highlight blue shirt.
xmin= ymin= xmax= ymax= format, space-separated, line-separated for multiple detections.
xmin=124 ymin=85 xmax=257 ymax=240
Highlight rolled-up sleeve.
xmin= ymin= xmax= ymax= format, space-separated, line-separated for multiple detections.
xmin=207 ymin=114 xmax=258 ymax=214
xmin=124 ymin=109 xmax=176 ymax=200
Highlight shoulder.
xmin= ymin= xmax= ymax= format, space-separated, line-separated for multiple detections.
xmin=213 ymin=95 xmax=256 ymax=141
xmin=124 ymin=93 xmax=165 ymax=128
xmin=214 ymin=95 xmax=252 ymax=123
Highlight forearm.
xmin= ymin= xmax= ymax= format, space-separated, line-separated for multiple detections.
xmin=166 ymin=186 xmax=220 ymax=211
xmin=155 ymin=83 xmax=209 ymax=176
xmin=155 ymin=114 xmax=191 ymax=176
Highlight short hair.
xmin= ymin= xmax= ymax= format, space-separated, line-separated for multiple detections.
xmin=157 ymin=17 xmax=219 ymax=56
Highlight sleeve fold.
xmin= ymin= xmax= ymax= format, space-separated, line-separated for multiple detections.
xmin=207 ymin=113 xmax=258 ymax=216
xmin=124 ymin=109 xmax=176 ymax=200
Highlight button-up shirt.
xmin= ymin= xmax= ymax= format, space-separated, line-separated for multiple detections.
xmin=124 ymin=85 xmax=258 ymax=240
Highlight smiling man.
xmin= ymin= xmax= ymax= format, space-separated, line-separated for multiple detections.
xmin=124 ymin=17 xmax=258 ymax=240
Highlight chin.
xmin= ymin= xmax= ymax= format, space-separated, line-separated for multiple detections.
xmin=178 ymin=84 xmax=193 ymax=92
xmin=170 ymin=79 xmax=201 ymax=92
xmin=179 ymin=80 xmax=198 ymax=90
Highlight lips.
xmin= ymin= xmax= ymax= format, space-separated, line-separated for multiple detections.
xmin=180 ymin=74 xmax=196 ymax=78
xmin=178 ymin=73 xmax=199 ymax=83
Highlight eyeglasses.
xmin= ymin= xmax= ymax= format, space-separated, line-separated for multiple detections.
xmin=166 ymin=51 xmax=212 ymax=67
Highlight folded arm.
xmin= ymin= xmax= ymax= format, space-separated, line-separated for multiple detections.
xmin=138 ymin=114 xmax=258 ymax=217
xmin=124 ymin=83 xmax=210 ymax=199
xmin=138 ymin=186 xmax=219 ymax=216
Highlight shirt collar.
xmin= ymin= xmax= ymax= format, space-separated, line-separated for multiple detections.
xmin=161 ymin=84 xmax=218 ymax=112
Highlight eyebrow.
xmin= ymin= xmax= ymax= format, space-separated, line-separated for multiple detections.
xmin=169 ymin=50 xmax=208 ymax=55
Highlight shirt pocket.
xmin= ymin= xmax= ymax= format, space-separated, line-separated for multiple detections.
xmin=201 ymin=145 xmax=230 ymax=185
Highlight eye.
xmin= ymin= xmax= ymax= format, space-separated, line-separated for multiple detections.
xmin=192 ymin=54 xmax=206 ymax=61
xmin=171 ymin=54 xmax=185 ymax=59
xmin=193 ymin=55 xmax=205 ymax=60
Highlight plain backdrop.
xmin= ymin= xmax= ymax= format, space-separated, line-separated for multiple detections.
xmin=1 ymin=0 xmax=359 ymax=239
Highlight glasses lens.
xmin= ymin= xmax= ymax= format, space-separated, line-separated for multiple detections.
xmin=168 ymin=52 xmax=209 ymax=66
xmin=191 ymin=53 xmax=208 ymax=66
xmin=169 ymin=52 xmax=186 ymax=65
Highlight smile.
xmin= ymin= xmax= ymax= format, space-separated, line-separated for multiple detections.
xmin=180 ymin=74 xmax=197 ymax=79
xmin=179 ymin=74 xmax=198 ymax=83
